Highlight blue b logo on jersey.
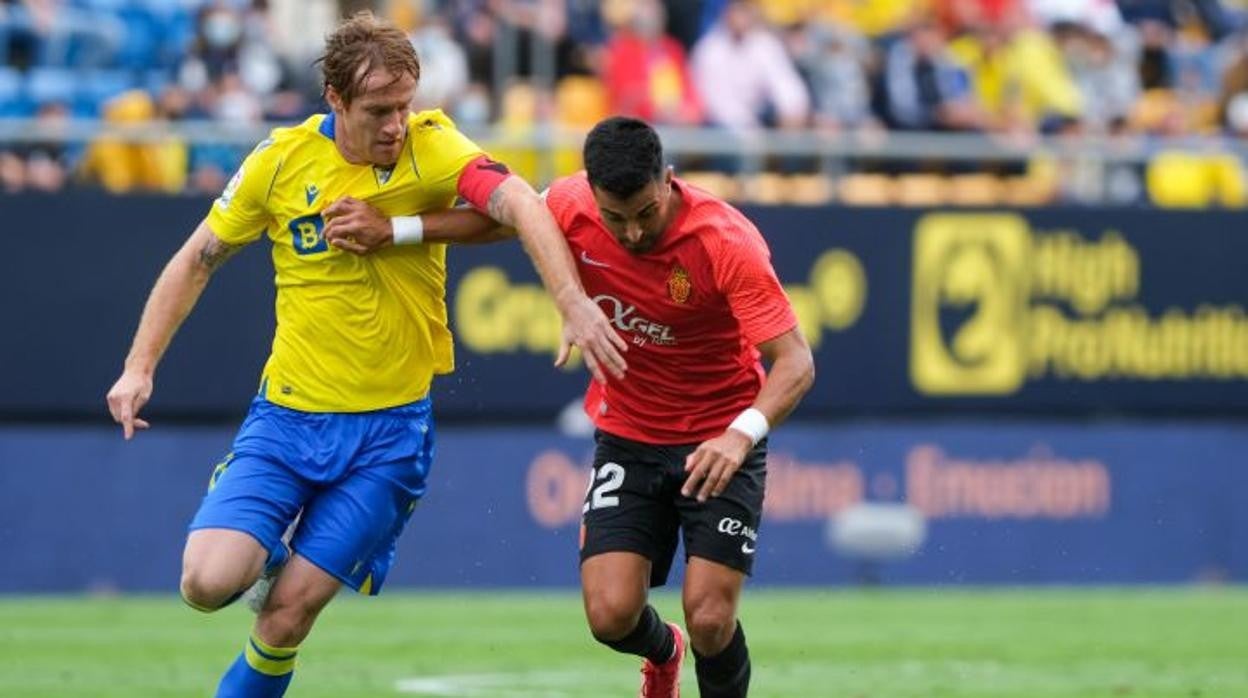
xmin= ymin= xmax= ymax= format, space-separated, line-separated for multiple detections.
xmin=289 ymin=214 xmax=327 ymax=255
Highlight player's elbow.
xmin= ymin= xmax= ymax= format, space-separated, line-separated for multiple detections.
xmin=500 ymin=180 xmax=549 ymax=226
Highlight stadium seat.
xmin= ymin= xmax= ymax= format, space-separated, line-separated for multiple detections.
xmin=1148 ymin=151 xmax=1215 ymax=208
xmin=1002 ymin=175 xmax=1058 ymax=207
xmin=1148 ymin=151 xmax=1248 ymax=209
xmin=490 ymin=83 xmax=542 ymax=183
xmin=554 ymin=76 xmax=608 ymax=129
xmin=786 ymin=173 xmax=834 ymax=205
xmin=0 ymin=67 xmax=31 ymax=117
xmin=743 ymin=173 xmax=788 ymax=204
xmin=1211 ymin=154 xmax=1248 ymax=208
xmin=142 ymin=69 xmax=171 ymax=98
xmin=894 ymin=174 xmax=949 ymax=207
xmin=837 ymin=173 xmax=893 ymax=206
xmin=25 ymin=67 xmax=76 ymax=108
xmin=679 ymin=170 xmax=741 ymax=201
xmin=947 ymin=174 xmax=1004 ymax=207
xmin=500 ymin=83 xmax=540 ymax=128
xmin=76 ymin=0 xmax=127 ymax=10
xmin=552 ymin=77 xmax=607 ymax=176
xmin=114 ymin=5 xmax=163 ymax=71
xmin=75 ymin=68 xmax=136 ymax=116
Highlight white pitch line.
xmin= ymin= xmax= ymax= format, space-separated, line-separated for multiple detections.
xmin=394 ymin=671 xmax=591 ymax=697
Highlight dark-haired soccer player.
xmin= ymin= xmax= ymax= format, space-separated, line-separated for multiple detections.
xmin=341 ymin=116 xmax=815 ymax=698
xmin=105 ymin=12 xmax=625 ymax=698
xmin=557 ymin=116 xmax=813 ymax=698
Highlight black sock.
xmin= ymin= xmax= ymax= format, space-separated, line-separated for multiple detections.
xmin=596 ymin=604 xmax=675 ymax=665
xmin=693 ymin=621 xmax=750 ymax=698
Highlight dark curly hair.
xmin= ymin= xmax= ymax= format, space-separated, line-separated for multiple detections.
xmin=584 ymin=116 xmax=664 ymax=198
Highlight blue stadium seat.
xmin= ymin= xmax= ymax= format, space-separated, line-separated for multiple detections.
xmin=114 ymin=5 xmax=162 ymax=71
xmin=142 ymin=69 xmax=171 ymax=97
xmin=25 ymin=67 xmax=76 ymax=109
xmin=141 ymin=0 xmax=197 ymax=69
xmin=0 ymin=67 xmax=32 ymax=117
xmin=75 ymin=69 xmax=136 ymax=116
xmin=71 ymin=0 xmax=127 ymax=10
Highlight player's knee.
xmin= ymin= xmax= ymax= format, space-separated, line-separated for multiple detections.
xmin=179 ymin=566 xmax=242 ymax=612
xmin=684 ymin=599 xmax=736 ymax=653
xmin=585 ymin=595 xmax=642 ymax=642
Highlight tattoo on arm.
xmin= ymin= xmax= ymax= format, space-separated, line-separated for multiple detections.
xmin=486 ymin=185 xmax=512 ymax=227
xmin=196 ymin=236 xmax=241 ymax=272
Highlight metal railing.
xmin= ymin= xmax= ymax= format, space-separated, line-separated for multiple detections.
xmin=2 ymin=116 xmax=1245 ymax=201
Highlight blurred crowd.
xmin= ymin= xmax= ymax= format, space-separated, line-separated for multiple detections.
xmin=3 ymin=0 xmax=1248 ymax=205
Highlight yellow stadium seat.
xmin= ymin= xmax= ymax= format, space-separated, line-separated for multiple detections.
xmin=555 ymin=76 xmax=608 ymax=129
xmin=743 ymin=173 xmax=788 ymax=204
xmin=837 ymin=173 xmax=893 ymax=206
xmin=680 ymin=171 xmax=741 ymax=202
xmin=1211 ymin=154 xmax=1248 ymax=208
xmin=549 ymin=78 xmax=609 ymax=178
xmin=947 ymin=174 xmax=1004 ymax=207
xmin=895 ymin=174 xmax=949 ymax=207
xmin=1147 ymin=151 xmax=1216 ymax=208
xmin=785 ymin=174 xmax=834 ymax=205
xmin=489 ymin=83 xmax=543 ymax=183
xmin=499 ymin=82 xmax=540 ymax=128
xmin=1148 ymin=151 xmax=1248 ymax=209
xmin=1001 ymin=175 xmax=1058 ymax=207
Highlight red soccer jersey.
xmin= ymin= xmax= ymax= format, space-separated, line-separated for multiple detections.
xmin=546 ymin=173 xmax=798 ymax=444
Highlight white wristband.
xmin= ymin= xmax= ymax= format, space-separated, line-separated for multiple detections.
xmin=392 ymin=215 xmax=424 ymax=245
xmin=728 ymin=407 xmax=770 ymax=446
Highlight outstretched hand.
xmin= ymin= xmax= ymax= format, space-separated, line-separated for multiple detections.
xmin=323 ymin=196 xmax=393 ymax=255
xmin=554 ymin=292 xmax=628 ymax=384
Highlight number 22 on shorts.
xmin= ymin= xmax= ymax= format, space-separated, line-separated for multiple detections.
xmin=583 ymin=462 xmax=624 ymax=513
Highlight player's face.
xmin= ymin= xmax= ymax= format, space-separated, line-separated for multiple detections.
xmin=593 ymin=169 xmax=675 ymax=254
xmin=330 ymin=67 xmax=417 ymax=167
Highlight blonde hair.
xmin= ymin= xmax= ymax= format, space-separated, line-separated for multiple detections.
xmin=318 ymin=11 xmax=420 ymax=106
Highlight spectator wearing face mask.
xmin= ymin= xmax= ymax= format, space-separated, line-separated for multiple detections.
xmin=178 ymin=3 xmax=282 ymax=102
xmin=180 ymin=3 xmax=246 ymax=89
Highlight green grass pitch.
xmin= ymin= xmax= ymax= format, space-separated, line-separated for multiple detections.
xmin=1 ymin=588 xmax=1245 ymax=697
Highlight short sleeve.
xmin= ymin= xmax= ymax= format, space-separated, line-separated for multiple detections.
xmin=711 ymin=222 xmax=798 ymax=346
xmin=205 ymin=140 xmax=278 ymax=245
xmin=543 ymin=175 xmax=588 ymax=231
xmin=410 ymin=110 xmax=485 ymax=186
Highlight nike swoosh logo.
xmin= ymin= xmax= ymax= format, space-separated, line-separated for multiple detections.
xmin=580 ymin=250 xmax=611 ymax=268
xmin=477 ymin=159 xmax=510 ymax=175
xmin=741 ymin=542 xmax=755 ymax=555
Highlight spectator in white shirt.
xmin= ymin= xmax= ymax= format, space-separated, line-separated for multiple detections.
xmin=690 ymin=0 xmax=810 ymax=133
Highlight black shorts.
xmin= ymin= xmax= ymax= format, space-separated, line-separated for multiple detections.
xmin=579 ymin=429 xmax=767 ymax=587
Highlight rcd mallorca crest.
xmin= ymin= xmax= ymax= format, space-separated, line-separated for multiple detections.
xmin=667 ymin=265 xmax=691 ymax=304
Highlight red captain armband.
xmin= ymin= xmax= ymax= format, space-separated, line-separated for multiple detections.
xmin=457 ymin=155 xmax=513 ymax=212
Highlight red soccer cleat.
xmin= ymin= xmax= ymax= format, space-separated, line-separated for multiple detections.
xmin=640 ymin=622 xmax=686 ymax=697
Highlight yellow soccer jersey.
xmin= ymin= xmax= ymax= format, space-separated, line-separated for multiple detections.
xmin=205 ymin=110 xmax=482 ymax=412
